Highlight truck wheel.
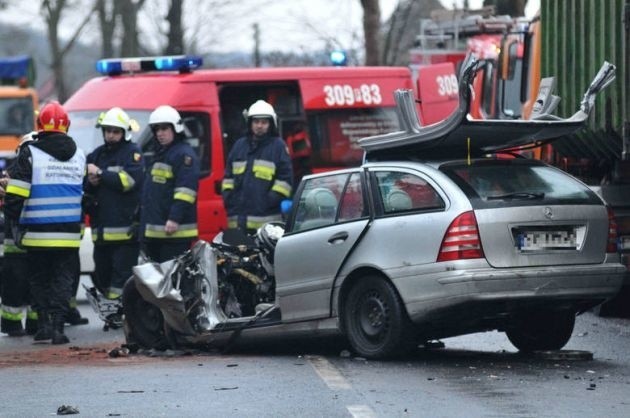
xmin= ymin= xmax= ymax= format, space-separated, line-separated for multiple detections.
xmin=505 ymin=310 xmax=575 ymax=352
xmin=122 ymin=278 xmax=169 ymax=350
xmin=342 ymin=275 xmax=414 ymax=359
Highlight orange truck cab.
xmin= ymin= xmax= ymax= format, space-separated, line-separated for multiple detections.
xmin=64 ymin=55 xmax=423 ymax=241
xmin=0 ymin=55 xmax=38 ymax=166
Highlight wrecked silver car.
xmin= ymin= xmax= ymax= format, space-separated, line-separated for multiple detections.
xmin=122 ymin=58 xmax=625 ymax=359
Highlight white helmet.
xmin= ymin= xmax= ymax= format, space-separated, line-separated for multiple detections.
xmin=245 ymin=100 xmax=277 ymax=127
xmin=149 ymin=105 xmax=184 ymax=133
xmin=98 ymin=107 xmax=136 ymax=141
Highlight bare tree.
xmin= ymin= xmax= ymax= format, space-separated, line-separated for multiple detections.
xmin=41 ymin=0 xmax=98 ymax=101
xmin=96 ymin=0 xmax=119 ymax=57
xmin=117 ymin=0 xmax=146 ymax=57
xmin=381 ymin=0 xmax=444 ymax=66
xmin=165 ymin=0 xmax=184 ymax=55
xmin=360 ymin=0 xmax=381 ymax=65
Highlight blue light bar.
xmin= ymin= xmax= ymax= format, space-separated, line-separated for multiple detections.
xmin=330 ymin=50 xmax=347 ymax=66
xmin=95 ymin=55 xmax=203 ymax=75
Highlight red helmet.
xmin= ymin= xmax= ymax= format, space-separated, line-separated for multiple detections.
xmin=37 ymin=101 xmax=70 ymax=133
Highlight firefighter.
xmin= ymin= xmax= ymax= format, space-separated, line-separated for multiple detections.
xmin=84 ymin=107 xmax=143 ymax=326
xmin=221 ymin=100 xmax=293 ymax=234
xmin=0 ymin=133 xmax=37 ymax=337
xmin=140 ymin=105 xmax=199 ymax=262
xmin=4 ymin=102 xmax=85 ymax=345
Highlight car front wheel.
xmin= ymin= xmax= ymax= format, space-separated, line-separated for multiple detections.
xmin=122 ymin=278 xmax=169 ymax=350
xmin=505 ymin=310 xmax=576 ymax=352
xmin=342 ymin=275 xmax=414 ymax=359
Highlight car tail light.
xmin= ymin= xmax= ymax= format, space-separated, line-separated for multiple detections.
xmin=607 ymin=207 xmax=619 ymax=253
xmin=437 ymin=211 xmax=484 ymax=262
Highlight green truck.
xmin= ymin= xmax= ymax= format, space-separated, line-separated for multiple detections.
xmin=538 ymin=0 xmax=630 ymax=315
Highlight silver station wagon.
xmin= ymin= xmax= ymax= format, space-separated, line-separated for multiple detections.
xmin=124 ymin=59 xmax=625 ymax=359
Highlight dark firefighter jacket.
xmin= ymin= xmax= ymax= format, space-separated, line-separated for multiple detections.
xmin=141 ymin=139 xmax=199 ymax=241
xmin=221 ymin=134 xmax=292 ymax=230
xmin=3 ymin=150 xmax=27 ymax=257
xmin=4 ymin=132 xmax=84 ymax=249
xmin=84 ymin=140 xmax=144 ymax=244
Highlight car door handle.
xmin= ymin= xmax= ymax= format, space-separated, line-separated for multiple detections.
xmin=328 ymin=231 xmax=349 ymax=244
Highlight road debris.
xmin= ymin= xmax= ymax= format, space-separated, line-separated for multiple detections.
xmin=531 ymin=350 xmax=593 ymax=361
xmin=108 ymin=347 xmax=129 ymax=358
xmin=57 ymin=405 xmax=79 ymax=415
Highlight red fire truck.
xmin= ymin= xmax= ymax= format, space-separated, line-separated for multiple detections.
xmin=409 ymin=7 xmax=530 ymax=122
xmin=64 ymin=56 xmax=457 ymax=241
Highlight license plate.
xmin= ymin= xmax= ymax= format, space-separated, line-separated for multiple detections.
xmin=515 ymin=227 xmax=584 ymax=251
xmin=619 ymin=236 xmax=630 ymax=251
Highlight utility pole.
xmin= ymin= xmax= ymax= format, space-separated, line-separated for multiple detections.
xmin=253 ymin=23 xmax=261 ymax=67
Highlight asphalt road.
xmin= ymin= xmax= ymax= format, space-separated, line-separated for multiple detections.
xmin=1 ymin=285 xmax=629 ymax=418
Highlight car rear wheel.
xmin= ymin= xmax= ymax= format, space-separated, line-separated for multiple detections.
xmin=505 ymin=310 xmax=576 ymax=352
xmin=343 ymin=275 xmax=414 ymax=359
xmin=122 ymin=278 xmax=169 ymax=350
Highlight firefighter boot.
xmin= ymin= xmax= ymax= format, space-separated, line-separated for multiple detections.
xmin=66 ymin=307 xmax=89 ymax=325
xmin=51 ymin=314 xmax=70 ymax=345
xmin=1 ymin=317 xmax=26 ymax=337
xmin=33 ymin=311 xmax=53 ymax=341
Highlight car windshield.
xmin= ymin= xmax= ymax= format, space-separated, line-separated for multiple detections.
xmin=441 ymin=159 xmax=602 ymax=208
xmin=67 ymin=110 xmax=152 ymax=155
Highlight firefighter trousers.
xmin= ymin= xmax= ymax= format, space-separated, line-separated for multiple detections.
xmin=143 ymin=240 xmax=192 ymax=263
xmin=28 ymin=249 xmax=76 ymax=319
xmin=93 ymin=242 xmax=139 ymax=298
xmin=0 ymin=255 xmax=32 ymax=333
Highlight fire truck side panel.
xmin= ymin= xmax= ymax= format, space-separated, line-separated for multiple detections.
xmin=64 ymin=66 xmax=415 ymax=242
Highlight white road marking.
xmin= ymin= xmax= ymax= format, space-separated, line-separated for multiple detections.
xmin=306 ymin=355 xmax=351 ymax=390
xmin=307 ymin=356 xmax=377 ymax=417
xmin=347 ymin=404 xmax=377 ymax=418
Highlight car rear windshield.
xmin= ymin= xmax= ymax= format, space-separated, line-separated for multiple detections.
xmin=440 ymin=159 xmax=602 ymax=208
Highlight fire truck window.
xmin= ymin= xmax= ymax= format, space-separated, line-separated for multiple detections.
xmin=0 ymin=98 xmax=33 ymax=135
xmin=284 ymin=119 xmax=312 ymax=184
xmin=67 ymin=109 xmax=152 ymax=156
xmin=306 ymin=108 xmax=399 ymax=168
xmin=482 ymin=61 xmax=497 ymax=117
xmin=180 ymin=112 xmax=211 ymax=177
xmin=500 ymin=47 xmax=524 ymax=119
xmin=218 ymin=83 xmax=302 ymax=157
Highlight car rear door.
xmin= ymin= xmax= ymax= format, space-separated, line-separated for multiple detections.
xmin=440 ymin=159 xmax=610 ymax=268
xmin=275 ymin=170 xmax=369 ymax=321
